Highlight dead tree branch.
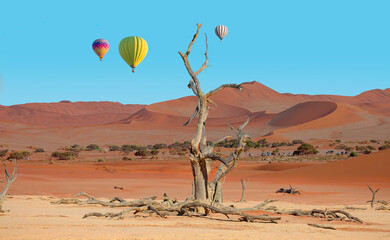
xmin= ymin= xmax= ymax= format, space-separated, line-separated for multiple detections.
xmin=0 ymin=159 xmax=17 ymax=212
xmin=272 ymin=208 xmax=363 ymax=223
xmin=240 ymin=178 xmax=249 ymax=202
xmin=308 ymin=223 xmax=336 ymax=230
xmin=52 ymin=192 xmax=158 ymax=207
xmin=368 ymin=185 xmax=380 ymax=209
xmin=180 ymin=201 xmax=280 ymax=223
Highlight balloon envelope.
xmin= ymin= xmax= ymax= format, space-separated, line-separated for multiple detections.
xmin=215 ymin=25 xmax=228 ymax=41
xmin=118 ymin=36 xmax=148 ymax=72
xmin=92 ymin=39 xmax=109 ymax=61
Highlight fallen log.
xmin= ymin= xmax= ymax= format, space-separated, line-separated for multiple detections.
xmin=180 ymin=201 xmax=281 ymax=223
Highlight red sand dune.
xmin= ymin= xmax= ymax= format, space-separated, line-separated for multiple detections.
xmin=0 ymin=102 xmax=144 ymax=127
xmin=268 ymin=101 xmax=337 ymax=127
xmin=0 ymin=81 xmax=389 ymax=148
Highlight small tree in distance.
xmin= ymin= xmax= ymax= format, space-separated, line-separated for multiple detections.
xmin=297 ymin=143 xmax=318 ymax=155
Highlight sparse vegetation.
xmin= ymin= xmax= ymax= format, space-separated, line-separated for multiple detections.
xmin=109 ymin=145 xmax=121 ymax=151
xmin=51 ymin=151 xmax=78 ymax=160
xmin=378 ymin=144 xmax=390 ymax=151
xmin=0 ymin=149 xmax=8 ymax=158
xmin=86 ymin=144 xmax=100 ymax=151
xmin=350 ymin=152 xmax=358 ymax=157
xmin=122 ymin=156 xmax=133 ymax=161
xmin=34 ymin=148 xmax=45 ymax=153
xmin=135 ymin=149 xmax=150 ymax=158
xmin=297 ymin=143 xmax=318 ymax=155
xmin=8 ymin=151 xmax=30 ymax=160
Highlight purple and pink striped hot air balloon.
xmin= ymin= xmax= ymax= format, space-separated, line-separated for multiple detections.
xmin=92 ymin=39 xmax=109 ymax=61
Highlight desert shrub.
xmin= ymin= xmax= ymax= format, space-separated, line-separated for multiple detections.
xmin=150 ymin=149 xmax=159 ymax=156
xmin=109 ymin=145 xmax=121 ymax=151
xmin=121 ymin=144 xmax=138 ymax=153
xmin=335 ymin=144 xmax=349 ymax=150
xmin=152 ymin=143 xmax=168 ymax=149
xmin=245 ymin=140 xmax=259 ymax=148
xmin=297 ymin=143 xmax=318 ymax=155
xmin=168 ymin=141 xmax=191 ymax=149
xmin=292 ymin=139 xmax=304 ymax=145
xmin=257 ymin=139 xmax=270 ymax=148
xmin=335 ymin=139 xmax=342 ymax=143
xmin=363 ymin=150 xmax=372 ymax=154
xmin=378 ymin=145 xmax=390 ymax=151
xmin=135 ymin=149 xmax=150 ymax=158
xmin=366 ymin=145 xmax=376 ymax=150
xmin=122 ymin=156 xmax=133 ymax=161
xmin=86 ymin=144 xmax=100 ymax=151
xmin=169 ymin=148 xmax=187 ymax=156
xmin=350 ymin=152 xmax=358 ymax=157
xmin=384 ymin=141 xmax=390 ymax=144
xmin=34 ymin=148 xmax=45 ymax=153
xmin=8 ymin=151 xmax=31 ymax=160
xmin=51 ymin=151 xmax=78 ymax=160
xmin=71 ymin=144 xmax=80 ymax=148
xmin=272 ymin=148 xmax=280 ymax=155
xmin=370 ymin=139 xmax=378 ymax=144
xmin=0 ymin=149 xmax=9 ymax=158
xmin=97 ymin=158 xmax=104 ymax=162
xmin=344 ymin=146 xmax=353 ymax=152
xmin=215 ymin=139 xmax=238 ymax=148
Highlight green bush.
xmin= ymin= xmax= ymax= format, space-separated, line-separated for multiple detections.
xmin=97 ymin=158 xmax=104 ymax=162
xmin=350 ymin=151 xmax=358 ymax=157
xmin=152 ymin=143 xmax=168 ymax=149
xmin=378 ymin=145 xmax=390 ymax=151
xmin=8 ymin=151 xmax=31 ymax=160
xmin=150 ymin=149 xmax=159 ymax=156
xmin=297 ymin=143 xmax=318 ymax=155
xmin=109 ymin=145 xmax=121 ymax=151
xmin=245 ymin=140 xmax=259 ymax=148
xmin=256 ymin=139 xmax=270 ymax=148
xmin=0 ymin=149 xmax=9 ymax=157
xmin=34 ymin=148 xmax=45 ymax=153
xmin=86 ymin=144 xmax=100 ymax=151
xmin=366 ymin=145 xmax=376 ymax=150
xmin=135 ymin=149 xmax=150 ymax=158
xmin=292 ymin=139 xmax=304 ymax=145
xmin=51 ymin=151 xmax=78 ymax=160
xmin=122 ymin=156 xmax=133 ymax=161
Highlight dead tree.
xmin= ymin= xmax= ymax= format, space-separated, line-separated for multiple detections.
xmin=367 ymin=185 xmax=379 ymax=209
xmin=179 ymin=23 xmax=249 ymax=207
xmin=240 ymin=178 xmax=249 ymax=202
xmin=0 ymin=159 xmax=17 ymax=213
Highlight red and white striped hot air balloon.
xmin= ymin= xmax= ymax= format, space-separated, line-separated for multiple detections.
xmin=215 ymin=25 xmax=228 ymax=41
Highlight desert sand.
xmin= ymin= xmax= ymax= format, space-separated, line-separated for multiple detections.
xmin=1 ymin=150 xmax=390 ymax=239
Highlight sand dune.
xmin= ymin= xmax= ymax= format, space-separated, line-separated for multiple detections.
xmin=0 ymin=102 xmax=144 ymax=127
xmin=268 ymin=101 xmax=337 ymax=127
xmin=0 ymin=81 xmax=389 ymax=148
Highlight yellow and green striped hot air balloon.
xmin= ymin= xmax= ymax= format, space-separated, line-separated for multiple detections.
xmin=118 ymin=36 xmax=148 ymax=73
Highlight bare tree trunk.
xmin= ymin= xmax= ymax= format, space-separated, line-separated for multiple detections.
xmin=179 ymin=24 xmax=247 ymax=209
xmin=368 ymin=185 xmax=379 ymax=209
xmin=240 ymin=178 xmax=249 ymax=202
xmin=0 ymin=159 xmax=17 ymax=212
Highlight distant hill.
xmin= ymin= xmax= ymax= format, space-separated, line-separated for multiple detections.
xmin=0 ymin=81 xmax=389 ymax=149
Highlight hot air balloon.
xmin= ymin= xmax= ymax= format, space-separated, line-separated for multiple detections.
xmin=215 ymin=25 xmax=228 ymax=41
xmin=118 ymin=36 xmax=148 ymax=73
xmin=92 ymin=39 xmax=110 ymax=61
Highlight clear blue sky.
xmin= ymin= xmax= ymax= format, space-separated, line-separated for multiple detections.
xmin=0 ymin=0 xmax=389 ymax=106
